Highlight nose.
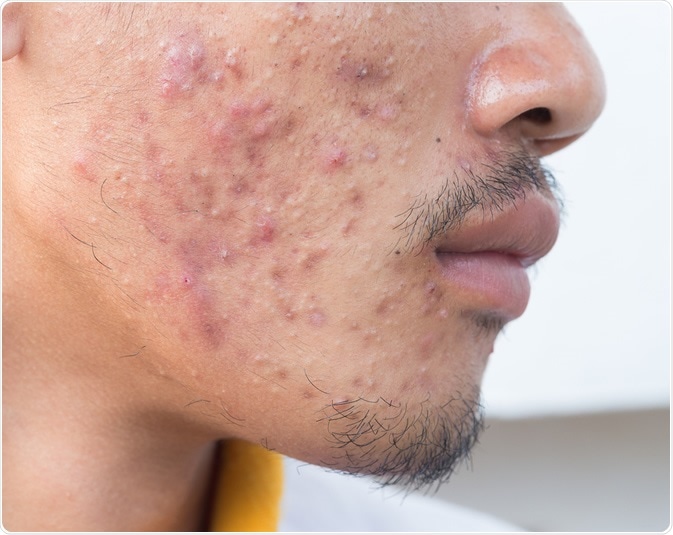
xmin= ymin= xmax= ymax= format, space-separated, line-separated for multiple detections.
xmin=467 ymin=4 xmax=606 ymax=156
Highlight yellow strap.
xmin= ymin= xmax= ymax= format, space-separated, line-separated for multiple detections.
xmin=209 ymin=440 xmax=284 ymax=532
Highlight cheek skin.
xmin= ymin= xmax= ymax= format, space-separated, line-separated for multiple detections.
xmin=46 ymin=4 xmax=490 ymax=444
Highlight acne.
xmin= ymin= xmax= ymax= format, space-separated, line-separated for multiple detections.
xmin=159 ymin=33 xmax=207 ymax=98
xmin=224 ymin=46 xmax=245 ymax=79
xmin=302 ymin=246 xmax=329 ymax=271
xmin=321 ymin=144 xmax=349 ymax=172
xmin=360 ymin=144 xmax=379 ymax=162
xmin=252 ymin=214 xmax=276 ymax=245
xmin=418 ymin=332 xmax=438 ymax=360
xmin=375 ymin=296 xmax=396 ymax=316
xmin=205 ymin=95 xmax=281 ymax=167
xmin=147 ymin=264 xmax=227 ymax=350
xmin=336 ymin=57 xmax=391 ymax=84
xmin=289 ymin=2 xmax=311 ymax=23
xmin=422 ymin=280 xmax=445 ymax=315
xmin=72 ymin=151 xmax=96 ymax=183
xmin=302 ymin=389 xmax=317 ymax=400
xmin=308 ymin=310 xmax=327 ymax=328
xmin=348 ymin=188 xmax=366 ymax=210
xmin=376 ymin=102 xmax=400 ymax=122
xmin=340 ymin=217 xmax=358 ymax=237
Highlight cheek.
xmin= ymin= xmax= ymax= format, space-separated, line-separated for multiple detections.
xmin=57 ymin=14 xmax=437 ymax=363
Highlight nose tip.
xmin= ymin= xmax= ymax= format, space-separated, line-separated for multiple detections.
xmin=467 ymin=5 xmax=606 ymax=156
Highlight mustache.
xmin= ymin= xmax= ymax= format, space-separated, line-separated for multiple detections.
xmin=394 ymin=149 xmax=563 ymax=254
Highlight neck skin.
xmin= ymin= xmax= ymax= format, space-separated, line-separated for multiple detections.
xmin=2 ymin=201 xmax=220 ymax=531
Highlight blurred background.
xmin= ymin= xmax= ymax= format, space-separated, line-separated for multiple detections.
xmin=436 ymin=2 xmax=670 ymax=531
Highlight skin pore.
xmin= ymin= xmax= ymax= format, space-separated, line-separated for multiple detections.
xmin=2 ymin=3 xmax=605 ymax=530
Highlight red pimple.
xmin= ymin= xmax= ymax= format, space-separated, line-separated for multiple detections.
xmin=376 ymin=102 xmax=400 ymax=122
xmin=224 ymin=47 xmax=244 ymax=78
xmin=251 ymin=118 xmax=274 ymax=139
xmin=254 ymin=214 xmax=276 ymax=243
xmin=323 ymin=146 xmax=348 ymax=171
xmin=72 ymin=152 xmax=96 ymax=182
xmin=209 ymin=119 xmax=236 ymax=152
xmin=250 ymin=97 xmax=272 ymax=115
xmin=229 ymin=100 xmax=251 ymax=118
xmin=308 ymin=309 xmax=327 ymax=327
xmin=159 ymin=34 xmax=207 ymax=98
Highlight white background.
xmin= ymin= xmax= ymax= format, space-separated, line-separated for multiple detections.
xmin=482 ymin=0 xmax=671 ymax=418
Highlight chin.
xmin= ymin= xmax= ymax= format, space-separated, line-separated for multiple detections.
xmin=311 ymin=381 xmax=484 ymax=491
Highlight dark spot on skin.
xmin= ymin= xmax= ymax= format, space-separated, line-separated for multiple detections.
xmin=436 ymin=137 xmax=441 ymax=143
xmin=303 ymin=249 xmax=328 ymax=270
xmin=272 ymin=267 xmax=286 ymax=281
xmin=395 ymin=250 xmax=401 ymax=255
xmin=376 ymin=297 xmax=393 ymax=316
xmin=349 ymin=189 xmax=365 ymax=210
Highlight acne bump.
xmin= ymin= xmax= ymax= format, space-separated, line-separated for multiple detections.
xmin=159 ymin=33 xmax=207 ymax=98
xmin=322 ymin=145 xmax=349 ymax=171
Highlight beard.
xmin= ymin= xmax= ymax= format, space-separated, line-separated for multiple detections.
xmin=315 ymin=386 xmax=484 ymax=492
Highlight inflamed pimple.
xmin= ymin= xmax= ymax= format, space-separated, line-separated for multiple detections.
xmin=72 ymin=151 xmax=96 ymax=183
xmin=322 ymin=145 xmax=348 ymax=171
xmin=252 ymin=214 xmax=276 ymax=244
xmin=159 ymin=34 xmax=207 ymax=98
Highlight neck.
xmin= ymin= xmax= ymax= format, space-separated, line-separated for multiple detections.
xmin=2 ymin=205 xmax=220 ymax=531
xmin=2 ymin=335 xmax=220 ymax=531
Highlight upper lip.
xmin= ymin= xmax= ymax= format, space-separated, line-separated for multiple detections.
xmin=433 ymin=193 xmax=561 ymax=267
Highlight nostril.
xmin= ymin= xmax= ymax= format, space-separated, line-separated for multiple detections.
xmin=520 ymin=107 xmax=552 ymax=125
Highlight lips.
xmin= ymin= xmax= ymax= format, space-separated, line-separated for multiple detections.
xmin=434 ymin=193 xmax=560 ymax=320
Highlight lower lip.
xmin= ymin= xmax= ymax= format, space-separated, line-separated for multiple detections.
xmin=435 ymin=251 xmax=531 ymax=320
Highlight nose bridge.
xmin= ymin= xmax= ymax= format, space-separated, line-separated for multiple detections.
xmin=466 ymin=4 xmax=606 ymax=155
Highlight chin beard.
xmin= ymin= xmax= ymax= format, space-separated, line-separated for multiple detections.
xmin=316 ymin=386 xmax=484 ymax=492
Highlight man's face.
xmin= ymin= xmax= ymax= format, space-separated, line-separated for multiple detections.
xmin=4 ymin=3 xmax=604 ymax=486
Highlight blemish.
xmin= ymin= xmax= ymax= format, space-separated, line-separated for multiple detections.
xmin=254 ymin=214 xmax=276 ymax=244
xmin=337 ymin=57 xmax=379 ymax=83
xmin=349 ymin=189 xmax=365 ymax=210
xmin=224 ymin=46 xmax=244 ymax=77
xmin=228 ymin=99 xmax=251 ymax=119
xmin=159 ymin=33 xmax=207 ymax=98
xmin=322 ymin=145 xmax=348 ymax=171
xmin=341 ymin=217 xmax=357 ymax=237
xmin=302 ymin=245 xmax=329 ymax=270
xmin=308 ymin=309 xmax=327 ymax=327
xmin=72 ymin=152 xmax=96 ymax=182
xmin=376 ymin=102 xmax=400 ymax=122
xmin=290 ymin=2 xmax=310 ymax=21
xmin=361 ymin=144 xmax=379 ymax=162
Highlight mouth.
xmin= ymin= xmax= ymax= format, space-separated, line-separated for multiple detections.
xmin=434 ymin=193 xmax=560 ymax=321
